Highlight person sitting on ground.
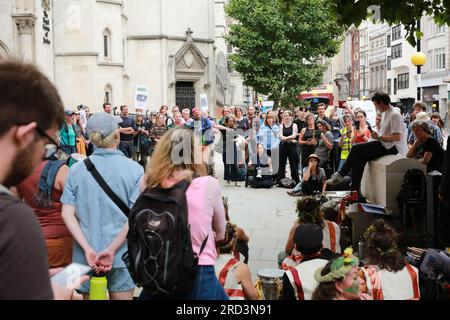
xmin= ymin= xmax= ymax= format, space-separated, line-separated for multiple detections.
xmin=282 ymin=224 xmax=336 ymax=300
xmin=215 ymin=223 xmax=258 ymax=300
xmin=327 ymin=92 xmax=407 ymax=203
xmin=287 ymin=154 xmax=326 ymax=196
xmin=407 ymin=120 xmax=444 ymax=173
xmin=312 ymin=248 xmax=371 ymax=300
xmin=248 ymin=143 xmax=273 ymax=189
xmin=278 ymin=196 xmax=341 ymax=269
xmin=359 ymin=220 xmax=420 ymax=300
xmin=223 ymin=196 xmax=250 ymax=264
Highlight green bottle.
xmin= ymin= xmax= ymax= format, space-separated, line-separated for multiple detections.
xmin=89 ymin=272 xmax=107 ymax=300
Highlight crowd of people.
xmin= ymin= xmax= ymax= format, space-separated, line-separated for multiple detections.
xmin=1 ymin=60 xmax=449 ymax=301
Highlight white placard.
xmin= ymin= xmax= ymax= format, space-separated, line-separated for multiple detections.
xmin=79 ymin=109 xmax=87 ymax=129
xmin=261 ymin=101 xmax=274 ymax=113
xmin=200 ymin=93 xmax=208 ymax=111
xmin=135 ymin=85 xmax=149 ymax=110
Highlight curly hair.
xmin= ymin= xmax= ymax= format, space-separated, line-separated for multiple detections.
xmin=217 ymin=222 xmax=238 ymax=254
xmin=365 ymin=219 xmax=405 ymax=272
xmin=296 ymin=196 xmax=324 ymax=228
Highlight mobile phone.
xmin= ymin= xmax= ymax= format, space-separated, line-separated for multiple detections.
xmin=51 ymin=263 xmax=92 ymax=288
xmin=314 ymin=130 xmax=322 ymax=139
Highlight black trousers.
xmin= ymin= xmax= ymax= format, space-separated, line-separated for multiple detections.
xmin=278 ymin=142 xmax=300 ymax=184
xmin=223 ymin=142 xmax=238 ymax=181
xmin=339 ymin=140 xmax=397 ymax=192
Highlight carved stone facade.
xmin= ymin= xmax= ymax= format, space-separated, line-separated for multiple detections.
xmin=0 ymin=0 xmax=242 ymax=114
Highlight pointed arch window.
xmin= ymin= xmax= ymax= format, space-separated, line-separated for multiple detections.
xmin=103 ymin=28 xmax=112 ymax=60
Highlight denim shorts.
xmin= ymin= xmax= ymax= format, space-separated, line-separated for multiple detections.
xmin=78 ymin=268 xmax=135 ymax=293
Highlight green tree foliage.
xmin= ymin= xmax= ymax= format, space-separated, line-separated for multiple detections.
xmin=226 ymin=0 xmax=343 ymax=106
xmin=327 ymin=0 xmax=450 ymax=47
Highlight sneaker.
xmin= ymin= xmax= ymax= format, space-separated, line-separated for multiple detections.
xmin=326 ymin=172 xmax=344 ymax=186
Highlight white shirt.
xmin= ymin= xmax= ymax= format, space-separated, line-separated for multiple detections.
xmin=380 ymin=106 xmax=407 ymax=156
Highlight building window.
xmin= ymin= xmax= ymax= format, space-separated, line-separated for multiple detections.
xmin=436 ymin=24 xmax=446 ymax=35
xmin=435 ymin=48 xmax=446 ymax=70
xmin=428 ymin=50 xmax=434 ymax=71
xmin=104 ymin=84 xmax=113 ymax=104
xmin=103 ymin=29 xmax=111 ymax=59
xmin=387 ymin=35 xmax=391 ymax=47
xmin=387 ymin=56 xmax=391 ymax=70
xmin=392 ymin=44 xmax=402 ymax=59
xmin=227 ymin=60 xmax=233 ymax=73
xmin=227 ymin=45 xmax=233 ymax=53
xmin=354 ymin=70 xmax=359 ymax=80
xmin=398 ymin=73 xmax=409 ymax=89
xmin=387 ymin=79 xmax=392 ymax=95
xmin=392 ymin=25 xmax=401 ymax=41
xmin=394 ymin=78 xmax=397 ymax=95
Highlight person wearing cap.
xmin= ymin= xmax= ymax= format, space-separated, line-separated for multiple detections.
xmin=407 ymin=119 xmax=444 ymax=173
xmin=281 ymin=223 xmax=335 ymax=300
xmin=312 ymin=248 xmax=371 ymax=300
xmin=59 ymin=110 xmax=77 ymax=161
xmin=287 ymin=153 xmax=327 ymax=196
xmin=407 ymin=111 xmax=443 ymax=148
xmin=190 ymin=107 xmax=216 ymax=175
xmin=61 ymin=112 xmax=144 ymax=300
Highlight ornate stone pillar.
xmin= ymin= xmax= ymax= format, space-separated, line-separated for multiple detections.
xmin=14 ymin=15 xmax=36 ymax=62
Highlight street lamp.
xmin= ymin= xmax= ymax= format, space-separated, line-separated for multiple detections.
xmin=411 ymin=51 xmax=426 ymax=101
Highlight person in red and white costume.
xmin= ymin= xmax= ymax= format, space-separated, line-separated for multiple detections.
xmin=312 ymin=248 xmax=372 ymax=300
xmin=282 ymin=224 xmax=337 ymax=300
xmin=360 ymin=219 xmax=420 ymax=300
xmin=279 ymin=197 xmax=341 ymax=269
xmin=214 ymin=223 xmax=257 ymax=300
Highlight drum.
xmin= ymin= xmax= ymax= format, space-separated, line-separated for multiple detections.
xmin=256 ymin=269 xmax=284 ymax=300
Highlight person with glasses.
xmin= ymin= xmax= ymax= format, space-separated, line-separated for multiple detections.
xmin=407 ymin=120 xmax=444 ymax=173
xmin=0 ymin=60 xmax=88 ymax=299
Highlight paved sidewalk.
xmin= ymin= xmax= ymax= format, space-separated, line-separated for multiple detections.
xmin=214 ymin=153 xmax=296 ymax=281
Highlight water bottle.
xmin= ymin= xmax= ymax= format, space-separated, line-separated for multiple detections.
xmin=358 ymin=238 xmax=364 ymax=260
xmin=89 ymin=272 xmax=107 ymax=300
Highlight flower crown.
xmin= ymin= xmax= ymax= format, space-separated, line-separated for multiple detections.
xmin=363 ymin=224 xmax=398 ymax=257
xmin=314 ymin=247 xmax=359 ymax=283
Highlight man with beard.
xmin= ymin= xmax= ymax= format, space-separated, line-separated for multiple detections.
xmin=0 ymin=60 xmax=86 ymax=299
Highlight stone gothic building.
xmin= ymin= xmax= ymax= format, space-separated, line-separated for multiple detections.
xmin=0 ymin=0 xmax=244 ymax=114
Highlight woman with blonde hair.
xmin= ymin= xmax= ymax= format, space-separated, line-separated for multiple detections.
xmin=139 ymin=127 xmax=228 ymax=300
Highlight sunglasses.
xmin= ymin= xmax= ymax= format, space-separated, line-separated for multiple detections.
xmin=35 ymin=126 xmax=62 ymax=160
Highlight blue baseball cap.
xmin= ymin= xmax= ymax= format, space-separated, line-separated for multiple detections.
xmin=86 ymin=112 xmax=122 ymax=137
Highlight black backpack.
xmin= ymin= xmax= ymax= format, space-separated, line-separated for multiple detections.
xmin=122 ymin=180 xmax=208 ymax=296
